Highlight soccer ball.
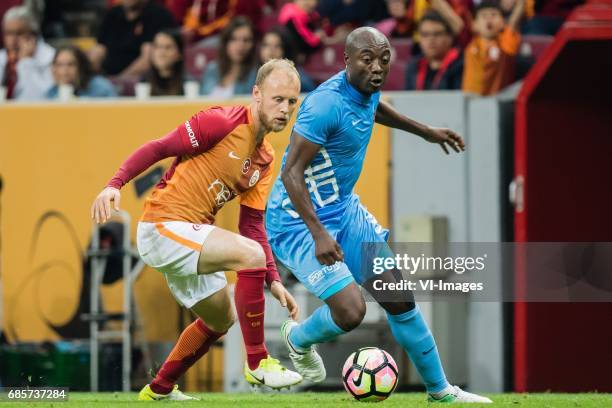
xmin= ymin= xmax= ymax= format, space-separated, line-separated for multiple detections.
xmin=342 ymin=347 xmax=399 ymax=402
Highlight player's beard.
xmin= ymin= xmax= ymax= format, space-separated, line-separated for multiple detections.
xmin=258 ymin=109 xmax=285 ymax=134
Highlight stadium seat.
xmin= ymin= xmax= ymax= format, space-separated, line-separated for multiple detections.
xmin=185 ymin=44 xmax=218 ymax=81
xmin=109 ymin=77 xmax=137 ymax=97
xmin=520 ymin=35 xmax=554 ymax=60
xmin=389 ymin=38 xmax=413 ymax=64
xmin=382 ymin=62 xmax=406 ymax=91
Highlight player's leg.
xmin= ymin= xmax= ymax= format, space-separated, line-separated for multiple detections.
xmin=137 ymin=221 xmax=300 ymax=391
xmin=140 ymin=287 xmax=233 ymax=401
xmin=270 ymin=225 xmax=363 ymax=381
xmin=196 ymin=227 xmax=269 ymax=370
xmin=196 ymin=227 xmax=302 ymax=388
xmin=342 ymin=202 xmax=491 ymax=403
xmin=281 ymin=279 xmax=368 ymax=383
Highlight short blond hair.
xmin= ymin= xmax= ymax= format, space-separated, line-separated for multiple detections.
xmin=255 ymin=58 xmax=300 ymax=87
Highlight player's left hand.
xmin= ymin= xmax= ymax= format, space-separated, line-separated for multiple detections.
xmin=270 ymin=281 xmax=299 ymax=320
xmin=423 ymin=127 xmax=466 ymax=154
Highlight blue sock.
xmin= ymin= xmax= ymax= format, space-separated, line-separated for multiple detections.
xmin=386 ymin=305 xmax=450 ymax=393
xmin=289 ymin=305 xmax=345 ymax=351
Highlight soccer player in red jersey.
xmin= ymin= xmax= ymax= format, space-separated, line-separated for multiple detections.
xmin=91 ymin=59 xmax=302 ymax=400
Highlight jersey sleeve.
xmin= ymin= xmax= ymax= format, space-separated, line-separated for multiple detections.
xmin=240 ymin=163 xmax=275 ymax=211
xmin=106 ymin=106 xmax=240 ymax=189
xmin=176 ymin=106 xmax=240 ymax=155
xmin=292 ymin=91 xmax=341 ymax=145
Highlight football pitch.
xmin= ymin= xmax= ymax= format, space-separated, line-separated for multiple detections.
xmin=2 ymin=392 xmax=611 ymax=407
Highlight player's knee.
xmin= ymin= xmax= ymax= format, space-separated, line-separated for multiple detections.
xmin=206 ymin=311 xmax=236 ymax=333
xmin=236 ymin=238 xmax=266 ymax=270
xmin=220 ymin=313 xmax=236 ymax=332
xmin=333 ymin=302 xmax=366 ymax=332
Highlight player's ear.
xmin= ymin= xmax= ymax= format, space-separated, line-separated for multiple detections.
xmin=252 ymin=85 xmax=261 ymax=103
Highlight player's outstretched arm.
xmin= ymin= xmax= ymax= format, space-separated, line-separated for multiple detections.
xmin=90 ymin=129 xmax=191 ymax=224
xmin=281 ymin=132 xmax=344 ymax=266
xmin=375 ymin=99 xmax=466 ymax=154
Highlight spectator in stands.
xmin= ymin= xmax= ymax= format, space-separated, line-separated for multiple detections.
xmin=47 ymin=45 xmax=117 ymax=99
xmin=463 ymin=0 xmax=525 ymax=95
xmin=200 ymin=16 xmax=256 ymax=97
xmin=0 ymin=1 xmax=22 ymax=49
xmin=278 ymin=0 xmax=345 ymax=58
xmin=376 ymin=0 xmax=471 ymax=47
xmin=259 ymin=26 xmax=315 ymax=93
xmin=143 ymin=29 xmax=185 ymax=96
xmin=167 ymin=0 xmax=266 ymax=41
xmin=89 ymin=0 xmax=176 ymax=79
xmin=0 ymin=5 xmax=54 ymax=100
xmin=405 ymin=11 xmax=463 ymax=90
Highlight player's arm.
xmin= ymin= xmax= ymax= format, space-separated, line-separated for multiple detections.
xmin=91 ymin=108 xmax=234 ymax=223
xmin=281 ymin=132 xmax=344 ymax=266
xmin=90 ymin=130 xmax=189 ymax=223
xmin=375 ymin=99 xmax=466 ymax=154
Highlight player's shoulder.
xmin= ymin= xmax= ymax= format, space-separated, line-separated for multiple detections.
xmin=193 ymin=105 xmax=249 ymax=132
xmin=196 ymin=105 xmax=248 ymax=123
xmin=301 ymin=80 xmax=344 ymax=114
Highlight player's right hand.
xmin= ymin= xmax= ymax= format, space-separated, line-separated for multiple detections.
xmin=314 ymin=231 xmax=344 ymax=266
xmin=91 ymin=187 xmax=121 ymax=224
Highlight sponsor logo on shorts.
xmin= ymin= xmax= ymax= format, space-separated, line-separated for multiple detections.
xmin=192 ymin=224 xmax=203 ymax=231
xmin=307 ymin=263 xmax=341 ymax=285
xmin=249 ymin=170 xmax=260 ymax=187
xmin=185 ymin=120 xmax=199 ymax=148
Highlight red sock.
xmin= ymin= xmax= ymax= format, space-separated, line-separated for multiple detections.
xmin=150 ymin=319 xmax=225 ymax=395
xmin=235 ymin=267 xmax=268 ymax=370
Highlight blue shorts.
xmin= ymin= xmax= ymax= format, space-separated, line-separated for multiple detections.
xmin=268 ymin=195 xmax=391 ymax=299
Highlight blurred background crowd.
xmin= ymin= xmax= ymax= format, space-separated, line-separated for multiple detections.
xmin=0 ymin=0 xmax=584 ymax=101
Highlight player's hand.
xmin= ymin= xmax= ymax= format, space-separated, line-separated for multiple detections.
xmin=270 ymin=281 xmax=299 ymax=320
xmin=423 ymin=127 xmax=466 ymax=154
xmin=313 ymin=230 xmax=344 ymax=266
xmin=91 ymin=187 xmax=121 ymax=224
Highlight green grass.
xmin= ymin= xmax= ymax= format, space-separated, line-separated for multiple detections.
xmin=2 ymin=392 xmax=612 ymax=407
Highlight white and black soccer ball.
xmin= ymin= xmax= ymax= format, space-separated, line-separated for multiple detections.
xmin=342 ymin=347 xmax=399 ymax=402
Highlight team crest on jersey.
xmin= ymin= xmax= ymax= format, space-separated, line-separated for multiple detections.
xmin=241 ymin=158 xmax=251 ymax=174
xmin=249 ymin=170 xmax=260 ymax=187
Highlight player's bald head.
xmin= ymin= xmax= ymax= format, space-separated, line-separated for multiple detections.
xmin=343 ymin=27 xmax=391 ymax=94
xmin=345 ymin=27 xmax=390 ymax=57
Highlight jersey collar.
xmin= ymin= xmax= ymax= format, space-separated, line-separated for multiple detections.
xmin=341 ymin=70 xmax=377 ymax=106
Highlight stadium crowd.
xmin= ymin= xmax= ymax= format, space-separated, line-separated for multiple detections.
xmin=0 ymin=0 xmax=583 ymax=101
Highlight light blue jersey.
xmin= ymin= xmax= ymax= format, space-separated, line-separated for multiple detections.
xmin=266 ymin=71 xmax=381 ymax=231
xmin=266 ymin=71 xmax=389 ymax=298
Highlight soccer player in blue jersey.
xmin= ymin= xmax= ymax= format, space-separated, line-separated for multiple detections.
xmin=265 ymin=27 xmax=492 ymax=403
